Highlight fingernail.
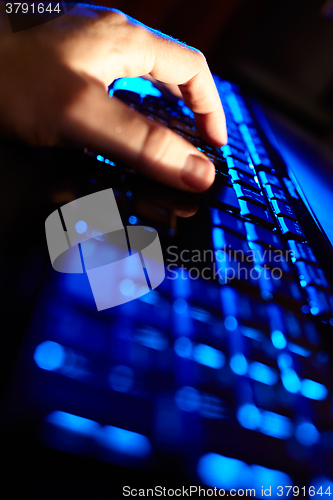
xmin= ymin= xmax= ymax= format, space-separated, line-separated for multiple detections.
xmin=181 ymin=154 xmax=215 ymax=191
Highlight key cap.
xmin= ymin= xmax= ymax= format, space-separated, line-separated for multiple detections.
xmin=258 ymin=171 xmax=283 ymax=189
xmin=113 ymin=89 xmax=142 ymax=105
xmin=206 ymin=154 xmax=229 ymax=175
xmin=226 ymin=157 xmax=255 ymax=176
xmin=239 ymin=200 xmax=275 ymax=228
xmin=198 ymin=140 xmax=224 ymax=159
xmin=259 ymin=272 xmax=303 ymax=303
xmin=295 ymin=262 xmax=330 ymax=289
xmin=245 ymin=223 xmax=284 ymax=250
xmin=270 ymin=200 xmax=297 ymax=220
xmin=264 ymin=185 xmax=289 ymax=203
xmin=215 ymin=253 xmax=259 ymax=286
xmin=251 ymin=153 xmax=273 ymax=171
xmin=287 ymin=241 xmax=318 ymax=265
xmin=229 ymin=169 xmax=261 ymax=192
xmin=205 ymin=182 xmax=240 ymax=212
xmin=212 ymin=227 xmax=250 ymax=257
xmin=210 ymin=209 xmax=247 ymax=238
xmin=227 ymin=136 xmax=246 ymax=151
xmin=174 ymin=130 xmax=198 ymax=146
xmin=169 ymin=117 xmax=197 ymax=137
xmin=306 ymin=287 xmax=333 ymax=316
xmin=234 ymin=185 xmax=267 ymax=208
xmin=278 ymin=218 xmax=306 ymax=241
xmin=249 ymin=242 xmax=292 ymax=274
xmin=222 ymin=145 xmax=250 ymax=164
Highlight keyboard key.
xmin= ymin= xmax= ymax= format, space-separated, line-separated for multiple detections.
xmin=258 ymin=171 xmax=283 ymax=189
xmin=278 ymin=218 xmax=306 ymax=241
xmin=227 ymin=136 xmax=246 ymax=151
xmin=306 ymin=287 xmax=333 ymax=316
xmin=222 ymin=145 xmax=250 ymax=164
xmin=249 ymin=242 xmax=292 ymax=274
xmin=210 ymin=209 xmax=247 ymax=238
xmin=234 ymin=185 xmax=267 ymax=208
xmin=295 ymin=262 xmax=330 ymax=289
xmin=270 ymin=200 xmax=297 ymax=220
xmin=287 ymin=241 xmax=318 ymax=265
xmin=229 ymin=169 xmax=261 ymax=192
xmin=226 ymin=157 xmax=255 ymax=176
xmin=113 ymin=89 xmax=142 ymax=105
xmin=283 ymin=177 xmax=299 ymax=199
xmin=212 ymin=227 xmax=250 ymax=258
xmin=215 ymin=254 xmax=259 ymax=287
xmin=198 ymin=140 xmax=224 ymax=159
xmin=207 ymin=154 xmax=229 ymax=175
xmin=169 ymin=117 xmax=197 ymax=137
xmin=251 ymin=153 xmax=273 ymax=170
xmin=174 ymin=130 xmax=198 ymax=146
xmin=206 ymin=182 xmax=240 ymax=212
xmin=264 ymin=185 xmax=289 ymax=203
xmin=245 ymin=223 xmax=284 ymax=250
xmin=259 ymin=272 xmax=303 ymax=303
xmin=239 ymin=200 xmax=275 ymax=228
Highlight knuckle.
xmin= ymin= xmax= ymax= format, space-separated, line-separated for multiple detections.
xmin=140 ymin=124 xmax=174 ymax=166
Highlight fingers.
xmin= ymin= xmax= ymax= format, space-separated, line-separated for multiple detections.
xmin=60 ymin=7 xmax=227 ymax=147
xmin=62 ymin=82 xmax=215 ymax=192
xmin=126 ymin=26 xmax=227 ymax=146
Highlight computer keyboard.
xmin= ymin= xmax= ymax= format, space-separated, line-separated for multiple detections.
xmin=4 ymin=76 xmax=333 ymax=495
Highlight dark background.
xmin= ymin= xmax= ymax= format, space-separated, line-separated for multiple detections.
xmin=94 ymin=0 xmax=333 ymax=143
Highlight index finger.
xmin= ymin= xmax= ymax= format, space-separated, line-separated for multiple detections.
xmin=115 ymin=15 xmax=227 ymax=146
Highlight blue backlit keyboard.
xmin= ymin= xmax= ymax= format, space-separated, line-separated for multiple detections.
xmin=5 ymin=76 xmax=333 ymax=496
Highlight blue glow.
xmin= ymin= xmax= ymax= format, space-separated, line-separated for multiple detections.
xmin=45 ymin=411 xmax=99 ymax=435
xmin=301 ymin=379 xmax=328 ymax=400
xmin=302 ymin=305 xmax=310 ymax=314
xmin=310 ymin=306 xmax=319 ymax=316
xmin=260 ymin=411 xmax=293 ymax=439
xmin=295 ymin=422 xmax=319 ymax=446
xmin=317 ymin=351 xmax=329 ymax=363
xmin=237 ymin=404 xmax=261 ymax=430
xmin=175 ymin=386 xmax=200 ymax=412
xmin=96 ymin=155 xmax=104 ymax=162
xmin=108 ymin=365 xmax=134 ymax=393
xmin=113 ymin=77 xmax=162 ymax=97
xmin=281 ymin=369 xmax=301 ymax=393
xmin=135 ymin=326 xmax=168 ymax=351
xmin=173 ymin=298 xmax=188 ymax=314
xmin=190 ymin=306 xmax=211 ymax=323
xmin=192 ymin=344 xmax=225 ymax=369
xmin=224 ymin=315 xmax=238 ymax=331
xmin=248 ymin=362 xmax=278 ymax=386
xmin=128 ymin=215 xmax=138 ymax=225
xmin=230 ymin=353 xmax=248 ymax=375
xmin=288 ymin=343 xmax=311 ymax=357
xmin=271 ymin=330 xmax=287 ymax=349
xmin=34 ymin=341 xmax=66 ymax=371
xmin=212 ymin=227 xmax=224 ymax=250
xmin=251 ymin=465 xmax=293 ymax=493
xmin=197 ymin=453 xmax=252 ymax=490
xmin=174 ymin=336 xmax=192 ymax=358
xmin=101 ymin=425 xmax=152 ymax=458
xmin=75 ymin=220 xmax=88 ymax=234
xmin=277 ymin=353 xmax=293 ymax=370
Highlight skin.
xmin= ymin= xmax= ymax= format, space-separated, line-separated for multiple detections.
xmin=0 ymin=3 xmax=227 ymax=192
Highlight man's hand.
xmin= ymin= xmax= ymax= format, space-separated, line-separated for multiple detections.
xmin=0 ymin=3 xmax=227 ymax=191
